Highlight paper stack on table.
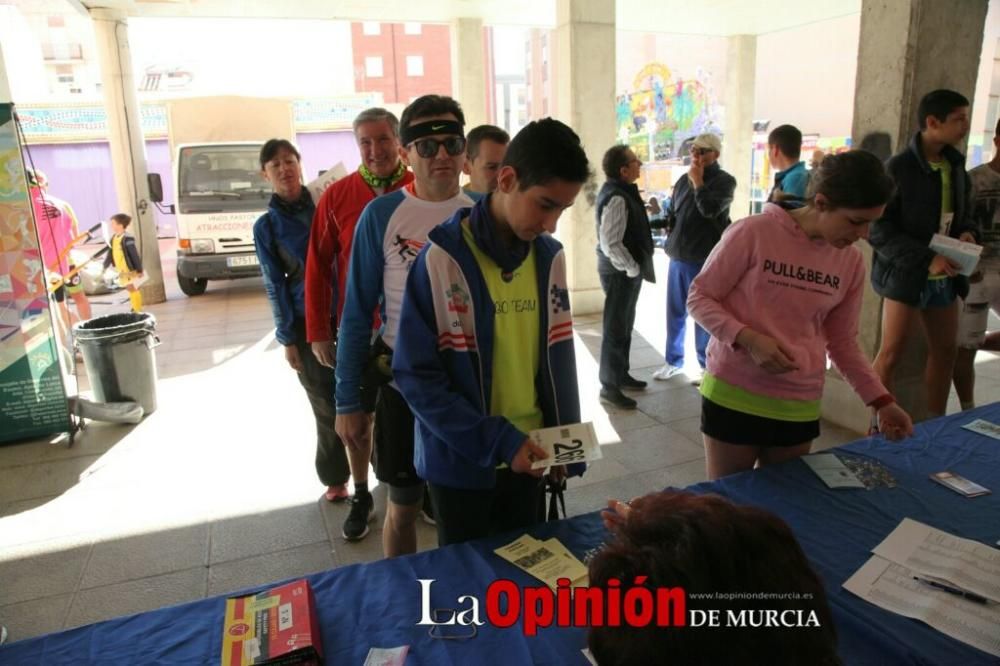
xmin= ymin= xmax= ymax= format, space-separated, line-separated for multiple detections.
xmin=962 ymin=418 xmax=1000 ymax=441
xmin=803 ymin=453 xmax=865 ymax=489
xmin=495 ymin=534 xmax=589 ymax=588
xmin=843 ymin=518 xmax=1000 ymax=657
xmin=929 ymin=234 xmax=983 ymax=277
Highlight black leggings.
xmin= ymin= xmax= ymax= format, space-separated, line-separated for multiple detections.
xmin=292 ymin=321 xmax=350 ymax=486
xmin=428 ymin=468 xmax=543 ymax=546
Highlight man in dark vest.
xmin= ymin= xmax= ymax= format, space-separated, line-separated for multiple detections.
xmin=596 ymin=145 xmax=655 ymax=409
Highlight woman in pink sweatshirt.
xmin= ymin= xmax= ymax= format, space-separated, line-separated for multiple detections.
xmin=688 ymin=151 xmax=914 ymax=479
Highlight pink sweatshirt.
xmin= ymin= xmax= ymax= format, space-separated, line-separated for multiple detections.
xmin=30 ymin=186 xmax=77 ymax=275
xmin=687 ymin=203 xmax=887 ymax=405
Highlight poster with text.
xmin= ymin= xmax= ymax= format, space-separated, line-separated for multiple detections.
xmin=0 ymin=103 xmax=70 ymax=443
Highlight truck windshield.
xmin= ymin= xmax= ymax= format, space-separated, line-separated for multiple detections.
xmin=178 ymin=145 xmax=273 ymax=211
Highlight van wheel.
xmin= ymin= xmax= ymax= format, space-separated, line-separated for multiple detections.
xmin=178 ymin=274 xmax=208 ymax=296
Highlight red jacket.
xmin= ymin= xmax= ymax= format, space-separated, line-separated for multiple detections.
xmin=305 ymin=169 xmax=413 ymax=342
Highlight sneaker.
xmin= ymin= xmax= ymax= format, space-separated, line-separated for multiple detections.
xmin=652 ymin=364 xmax=685 ymax=381
xmin=420 ymin=492 xmax=436 ymax=526
xmin=599 ymin=387 xmax=637 ymax=410
xmin=342 ymin=493 xmax=375 ymax=541
xmin=324 ymin=484 xmax=349 ymax=502
xmin=620 ymin=374 xmax=647 ymax=390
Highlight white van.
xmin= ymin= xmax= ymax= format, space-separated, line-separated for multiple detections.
xmin=150 ymin=142 xmax=270 ymax=296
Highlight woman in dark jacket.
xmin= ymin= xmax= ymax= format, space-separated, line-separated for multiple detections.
xmin=253 ymin=139 xmax=351 ymax=503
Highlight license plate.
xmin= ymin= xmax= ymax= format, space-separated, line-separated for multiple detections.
xmin=227 ymin=255 xmax=259 ymax=268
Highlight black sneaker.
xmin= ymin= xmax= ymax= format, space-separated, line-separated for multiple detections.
xmin=342 ymin=493 xmax=375 ymax=541
xmin=599 ymin=388 xmax=637 ymax=410
xmin=620 ymin=374 xmax=647 ymax=390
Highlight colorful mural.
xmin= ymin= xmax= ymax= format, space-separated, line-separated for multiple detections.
xmin=0 ymin=104 xmax=70 ymax=443
xmin=616 ymin=62 xmax=722 ymax=163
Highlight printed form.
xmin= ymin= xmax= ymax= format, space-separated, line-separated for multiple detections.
xmin=843 ymin=518 xmax=1000 ymax=657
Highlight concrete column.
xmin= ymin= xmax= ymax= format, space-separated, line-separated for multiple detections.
xmin=822 ymin=0 xmax=989 ymax=432
xmin=450 ymin=17 xmax=487 ymax=129
xmin=554 ymin=0 xmax=616 ymax=315
xmin=91 ymin=8 xmax=165 ymax=304
xmin=723 ymin=35 xmax=756 ymax=221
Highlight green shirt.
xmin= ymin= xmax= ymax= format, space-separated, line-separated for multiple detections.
xmin=929 ymin=160 xmax=953 ymax=221
xmin=461 ymin=221 xmax=544 ymax=434
xmin=928 ymin=161 xmax=954 ymax=280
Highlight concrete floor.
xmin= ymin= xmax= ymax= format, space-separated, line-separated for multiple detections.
xmin=3 ymin=243 xmax=1000 ymax=644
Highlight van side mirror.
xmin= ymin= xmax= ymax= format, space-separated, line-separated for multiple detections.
xmin=147 ymin=173 xmax=164 ymax=203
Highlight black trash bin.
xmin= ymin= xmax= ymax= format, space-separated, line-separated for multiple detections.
xmin=74 ymin=313 xmax=159 ymax=416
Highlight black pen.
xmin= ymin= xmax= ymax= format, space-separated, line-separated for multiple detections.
xmin=913 ymin=576 xmax=990 ymax=604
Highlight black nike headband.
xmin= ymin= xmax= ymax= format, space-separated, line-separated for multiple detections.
xmin=400 ymin=120 xmax=465 ymax=145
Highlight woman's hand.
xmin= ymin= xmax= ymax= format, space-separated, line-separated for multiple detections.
xmin=601 ymin=498 xmax=632 ymax=532
xmin=877 ymin=403 xmax=914 ymax=441
xmin=929 ymin=255 xmax=959 ymax=277
xmin=737 ymin=329 xmax=799 ymax=374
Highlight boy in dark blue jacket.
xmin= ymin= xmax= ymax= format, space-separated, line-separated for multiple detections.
xmin=392 ymin=119 xmax=589 ymax=545
xmin=870 ymin=89 xmax=979 ymax=419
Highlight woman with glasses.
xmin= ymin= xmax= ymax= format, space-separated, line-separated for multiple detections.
xmin=334 ymin=95 xmax=474 ymax=558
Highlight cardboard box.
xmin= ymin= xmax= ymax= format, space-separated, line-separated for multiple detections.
xmin=221 ymin=579 xmax=323 ymax=666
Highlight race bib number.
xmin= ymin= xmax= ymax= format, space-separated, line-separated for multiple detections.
xmin=530 ymin=422 xmax=602 ymax=469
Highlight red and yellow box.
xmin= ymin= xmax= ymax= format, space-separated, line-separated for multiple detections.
xmin=221 ymin=579 xmax=323 ymax=665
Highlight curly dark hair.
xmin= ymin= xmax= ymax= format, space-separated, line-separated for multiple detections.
xmin=588 ymin=491 xmax=840 ymax=666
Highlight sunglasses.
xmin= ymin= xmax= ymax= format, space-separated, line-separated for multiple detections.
xmin=410 ymin=136 xmax=467 ymax=158
xmin=691 ymin=147 xmax=713 ymax=156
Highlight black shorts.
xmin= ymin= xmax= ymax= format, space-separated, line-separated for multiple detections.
xmin=701 ymin=397 xmax=820 ymax=447
xmin=51 ymin=267 xmax=82 ymax=303
xmin=373 ymin=383 xmax=422 ymax=488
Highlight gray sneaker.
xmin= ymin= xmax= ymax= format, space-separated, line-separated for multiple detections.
xmin=342 ymin=493 xmax=375 ymax=541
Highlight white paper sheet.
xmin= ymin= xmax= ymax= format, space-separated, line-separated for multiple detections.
xmin=802 ymin=453 xmax=865 ymax=489
xmin=306 ymin=162 xmax=348 ymax=202
xmin=530 ymin=422 xmax=603 ymax=469
xmin=929 ymin=234 xmax=983 ymax=277
xmin=962 ymin=419 xmax=1000 ymax=441
xmin=872 ymin=518 xmax=1000 ymax=603
xmin=843 ymin=555 xmax=1000 ymax=657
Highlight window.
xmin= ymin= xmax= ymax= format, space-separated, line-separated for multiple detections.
xmin=362 ymin=21 xmax=380 ymax=36
xmin=404 ymin=22 xmax=422 ymax=35
xmin=406 ymin=55 xmax=424 ymax=77
xmin=365 ymin=56 xmax=383 ymax=78
xmin=55 ymin=64 xmax=74 ymax=83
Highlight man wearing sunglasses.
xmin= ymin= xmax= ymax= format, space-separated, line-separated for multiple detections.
xmin=335 ymin=95 xmax=474 ymax=558
xmin=653 ymin=133 xmax=736 ymax=384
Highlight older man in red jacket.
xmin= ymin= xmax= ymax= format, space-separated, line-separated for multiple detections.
xmin=304 ymin=108 xmax=412 ymax=540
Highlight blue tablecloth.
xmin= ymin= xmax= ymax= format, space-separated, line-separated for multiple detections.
xmin=3 ymin=405 xmax=999 ymax=665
